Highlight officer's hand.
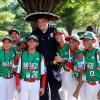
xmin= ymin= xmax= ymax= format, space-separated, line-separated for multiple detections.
xmin=40 ymin=88 xmax=45 ymax=96
xmin=55 ymin=56 xmax=64 ymax=63
xmin=16 ymin=86 xmax=21 ymax=93
xmin=73 ymin=90 xmax=79 ymax=99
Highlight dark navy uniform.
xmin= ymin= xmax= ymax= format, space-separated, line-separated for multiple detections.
xmin=31 ymin=26 xmax=61 ymax=100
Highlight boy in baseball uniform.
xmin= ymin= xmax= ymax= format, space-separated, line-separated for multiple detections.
xmin=54 ymin=28 xmax=72 ymax=100
xmin=66 ymin=34 xmax=86 ymax=100
xmin=0 ymin=36 xmax=16 ymax=100
xmin=16 ymin=35 xmax=47 ymax=100
xmin=17 ymin=38 xmax=27 ymax=51
xmin=81 ymin=31 xmax=100 ymax=100
xmin=13 ymin=38 xmax=27 ymax=73
xmin=54 ymin=29 xmax=85 ymax=100
xmin=13 ymin=38 xmax=27 ymax=100
xmin=65 ymin=34 xmax=85 ymax=100
xmin=8 ymin=28 xmax=20 ymax=54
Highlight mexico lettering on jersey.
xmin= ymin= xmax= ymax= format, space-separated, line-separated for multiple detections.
xmin=0 ymin=49 xmax=15 ymax=78
xmin=58 ymin=43 xmax=85 ymax=78
xmin=84 ymin=48 xmax=100 ymax=82
xmin=17 ymin=51 xmax=47 ymax=80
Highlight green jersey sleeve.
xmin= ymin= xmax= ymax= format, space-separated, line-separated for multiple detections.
xmin=96 ymin=50 xmax=100 ymax=70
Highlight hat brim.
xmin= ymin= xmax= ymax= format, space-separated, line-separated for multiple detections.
xmin=17 ymin=42 xmax=27 ymax=45
xmin=54 ymin=31 xmax=64 ymax=36
xmin=28 ymin=38 xmax=38 ymax=41
xmin=2 ymin=38 xmax=13 ymax=42
xmin=80 ymin=37 xmax=94 ymax=40
xmin=65 ymin=36 xmax=80 ymax=42
xmin=65 ymin=36 xmax=72 ymax=41
xmin=8 ymin=30 xmax=20 ymax=35
xmin=25 ymin=12 xmax=60 ymax=21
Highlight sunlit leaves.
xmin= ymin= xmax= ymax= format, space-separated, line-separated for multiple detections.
xmin=0 ymin=12 xmax=15 ymax=23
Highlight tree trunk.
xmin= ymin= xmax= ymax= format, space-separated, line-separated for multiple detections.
xmin=67 ymin=29 xmax=72 ymax=36
xmin=30 ymin=22 xmax=37 ymax=31
xmin=17 ymin=0 xmax=62 ymax=13
xmin=17 ymin=0 xmax=62 ymax=30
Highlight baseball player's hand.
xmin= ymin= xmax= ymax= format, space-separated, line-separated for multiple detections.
xmin=76 ymin=78 xmax=80 ymax=81
xmin=55 ymin=56 xmax=64 ymax=63
xmin=73 ymin=90 xmax=79 ymax=99
xmin=40 ymin=88 xmax=45 ymax=96
xmin=16 ymin=86 xmax=21 ymax=93
xmin=97 ymin=90 xmax=100 ymax=100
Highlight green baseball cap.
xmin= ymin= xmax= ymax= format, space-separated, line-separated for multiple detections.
xmin=77 ymin=32 xmax=85 ymax=38
xmin=80 ymin=31 xmax=94 ymax=40
xmin=66 ymin=34 xmax=80 ymax=42
xmin=2 ymin=35 xmax=13 ymax=42
xmin=19 ymin=38 xmax=27 ymax=43
xmin=54 ymin=27 xmax=67 ymax=35
xmin=8 ymin=28 xmax=20 ymax=35
xmin=28 ymin=35 xmax=38 ymax=41
xmin=18 ymin=38 xmax=27 ymax=45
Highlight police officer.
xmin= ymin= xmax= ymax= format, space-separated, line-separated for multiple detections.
xmin=25 ymin=11 xmax=61 ymax=100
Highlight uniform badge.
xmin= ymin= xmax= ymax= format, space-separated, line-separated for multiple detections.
xmin=26 ymin=71 xmax=31 ymax=78
xmin=50 ymin=33 xmax=54 ymax=38
xmin=78 ymin=62 xmax=83 ymax=67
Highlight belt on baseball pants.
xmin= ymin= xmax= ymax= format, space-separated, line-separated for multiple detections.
xmin=2 ymin=76 xmax=13 ymax=79
xmin=21 ymin=79 xmax=36 ymax=82
xmin=87 ymin=81 xmax=100 ymax=85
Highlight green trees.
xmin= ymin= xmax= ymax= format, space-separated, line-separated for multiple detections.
xmin=17 ymin=0 xmax=63 ymax=29
xmin=17 ymin=0 xmax=62 ymax=13
xmin=55 ymin=0 xmax=100 ymax=35
xmin=0 ymin=0 xmax=99 ymax=36
xmin=0 ymin=0 xmax=15 ymax=28
xmin=0 ymin=0 xmax=31 ymax=36
xmin=0 ymin=12 xmax=15 ymax=24
xmin=0 ymin=0 xmax=15 ymax=39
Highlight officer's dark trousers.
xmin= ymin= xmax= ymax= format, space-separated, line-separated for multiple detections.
xmin=40 ymin=63 xmax=61 ymax=100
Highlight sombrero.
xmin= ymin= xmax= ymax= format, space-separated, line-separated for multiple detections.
xmin=25 ymin=12 xmax=60 ymax=21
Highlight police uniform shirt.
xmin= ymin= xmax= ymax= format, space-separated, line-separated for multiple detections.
xmin=31 ymin=26 xmax=58 ymax=61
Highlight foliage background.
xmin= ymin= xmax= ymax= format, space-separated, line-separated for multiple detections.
xmin=0 ymin=0 xmax=99 ymax=40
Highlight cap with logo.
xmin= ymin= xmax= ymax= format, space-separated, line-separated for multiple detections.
xmin=28 ymin=35 xmax=38 ymax=41
xmin=2 ymin=35 xmax=13 ymax=42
